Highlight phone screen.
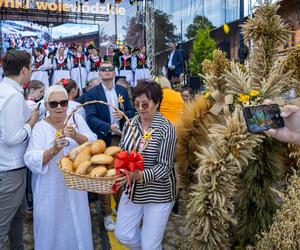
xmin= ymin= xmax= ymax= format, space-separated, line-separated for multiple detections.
xmin=243 ymin=104 xmax=284 ymax=134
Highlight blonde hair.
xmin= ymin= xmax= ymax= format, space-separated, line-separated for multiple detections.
xmin=44 ymin=85 xmax=68 ymax=103
xmin=154 ymin=76 xmax=171 ymax=89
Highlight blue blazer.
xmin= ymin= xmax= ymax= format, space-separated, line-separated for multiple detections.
xmin=85 ymin=84 xmax=135 ymax=146
xmin=167 ymin=49 xmax=184 ymax=75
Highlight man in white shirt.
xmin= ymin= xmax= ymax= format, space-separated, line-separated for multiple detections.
xmin=0 ymin=50 xmax=39 ymax=249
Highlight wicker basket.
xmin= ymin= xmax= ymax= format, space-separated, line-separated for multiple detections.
xmin=58 ymin=161 xmax=116 ymax=194
xmin=57 ymin=100 xmax=137 ymax=194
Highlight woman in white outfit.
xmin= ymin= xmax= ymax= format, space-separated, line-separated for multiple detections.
xmin=53 ymin=47 xmax=71 ymax=84
xmin=133 ymin=46 xmax=151 ymax=86
xmin=70 ymin=45 xmax=87 ymax=94
xmin=87 ymin=48 xmax=102 ymax=81
xmin=24 ymin=85 xmax=95 ymax=250
xmin=119 ymin=46 xmax=134 ymax=87
xmin=31 ymin=48 xmax=51 ymax=89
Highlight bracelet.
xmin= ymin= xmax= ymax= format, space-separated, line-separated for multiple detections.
xmin=48 ymin=147 xmax=56 ymax=158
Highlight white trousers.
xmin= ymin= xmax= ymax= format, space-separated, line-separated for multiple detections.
xmin=115 ymin=193 xmax=174 ymax=250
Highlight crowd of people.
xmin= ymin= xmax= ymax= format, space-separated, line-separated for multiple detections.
xmin=0 ymin=38 xmax=154 ymax=93
xmin=0 ymin=43 xmax=299 ymax=250
xmin=0 ymin=47 xmax=192 ymax=250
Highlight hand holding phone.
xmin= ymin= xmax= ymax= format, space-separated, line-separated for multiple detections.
xmin=243 ymin=104 xmax=284 ymax=134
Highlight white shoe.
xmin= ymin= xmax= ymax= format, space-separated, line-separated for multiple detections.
xmin=104 ymin=215 xmax=115 ymax=232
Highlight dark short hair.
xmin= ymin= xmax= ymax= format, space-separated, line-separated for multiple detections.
xmin=2 ymin=50 xmax=31 ymax=77
xmin=133 ymin=80 xmax=163 ymax=106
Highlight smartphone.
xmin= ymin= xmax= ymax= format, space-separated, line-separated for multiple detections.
xmin=243 ymin=104 xmax=284 ymax=134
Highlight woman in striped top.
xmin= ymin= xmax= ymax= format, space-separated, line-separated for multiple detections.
xmin=115 ymin=80 xmax=176 ymax=250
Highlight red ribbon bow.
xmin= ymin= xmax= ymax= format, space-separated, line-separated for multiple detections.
xmin=23 ymin=82 xmax=29 ymax=89
xmin=60 ymin=78 xmax=69 ymax=86
xmin=95 ymin=60 xmax=102 ymax=67
xmin=57 ymin=63 xmax=64 ymax=68
xmin=113 ymin=150 xmax=144 ymax=192
xmin=35 ymin=61 xmax=41 ymax=68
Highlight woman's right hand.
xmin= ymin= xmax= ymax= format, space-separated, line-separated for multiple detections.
xmin=53 ymin=134 xmax=68 ymax=152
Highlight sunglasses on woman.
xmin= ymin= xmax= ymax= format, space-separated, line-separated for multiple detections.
xmin=134 ymin=101 xmax=151 ymax=110
xmin=100 ymin=66 xmax=115 ymax=72
xmin=48 ymin=100 xmax=69 ymax=108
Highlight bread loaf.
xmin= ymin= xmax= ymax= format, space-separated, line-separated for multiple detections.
xmin=90 ymin=140 xmax=106 ymax=155
xmin=104 ymin=146 xmax=122 ymax=156
xmin=75 ymin=160 xmax=92 ymax=175
xmin=68 ymin=141 xmax=92 ymax=161
xmin=106 ymin=169 xmax=116 ymax=177
xmin=60 ymin=157 xmax=74 ymax=172
xmin=90 ymin=154 xmax=114 ymax=165
xmin=86 ymin=165 xmax=94 ymax=175
xmin=90 ymin=166 xmax=107 ymax=177
xmin=74 ymin=147 xmax=92 ymax=169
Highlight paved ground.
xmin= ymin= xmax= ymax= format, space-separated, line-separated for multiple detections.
xmin=3 ymin=200 xmax=189 ymax=250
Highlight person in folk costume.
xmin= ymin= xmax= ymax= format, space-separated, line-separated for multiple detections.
xmin=119 ymin=45 xmax=134 ymax=87
xmin=104 ymin=44 xmax=120 ymax=75
xmin=31 ymin=47 xmax=52 ymax=89
xmin=86 ymin=43 xmax=95 ymax=58
xmin=70 ymin=44 xmax=88 ymax=94
xmin=53 ymin=46 xmax=71 ymax=84
xmin=87 ymin=47 xmax=102 ymax=81
xmin=132 ymin=46 xmax=151 ymax=86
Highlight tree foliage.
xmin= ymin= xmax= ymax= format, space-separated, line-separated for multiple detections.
xmin=186 ymin=15 xmax=215 ymax=40
xmin=122 ymin=10 xmax=179 ymax=54
xmin=154 ymin=10 xmax=179 ymax=53
xmin=122 ymin=16 xmax=144 ymax=47
xmin=189 ymin=27 xmax=216 ymax=75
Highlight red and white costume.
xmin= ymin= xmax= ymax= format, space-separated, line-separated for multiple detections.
xmin=53 ymin=54 xmax=71 ymax=84
xmin=31 ymin=55 xmax=51 ymax=89
xmin=70 ymin=52 xmax=87 ymax=93
xmin=87 ymin=54 xmax=102 ymax=81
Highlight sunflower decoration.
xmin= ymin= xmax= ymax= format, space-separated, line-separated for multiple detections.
xmin=204 ymin=91 xmax=212 ymax=99
xmin=118 ymin=94 xmax=124 ymax=110
xmin=56 ymin=131 xmax=62 ymax=138
xmin=236 ymin=89 xmax=261 ymax=105
xmin=143 ymin=128 xmax=156 ymax=141
xmin=139 ymin=128 xmax=157 ymax=152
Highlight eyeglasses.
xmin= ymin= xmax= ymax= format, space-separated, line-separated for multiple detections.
xmin=134 ymin=101 xmax=151 ymax=110
xmin=48 ymin=100 xmax=68 ymax=108
xmin=100 ymin=66 xmax=115 ymax=72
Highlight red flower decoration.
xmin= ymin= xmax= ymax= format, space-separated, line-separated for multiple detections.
xmin=23 ymin=82 xmax=29 ymax=89
xmin=60 ymin=78 xmax=69 ymax=86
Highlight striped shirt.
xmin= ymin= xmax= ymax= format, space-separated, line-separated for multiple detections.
xmin=120 ymin=112 xmax=176 ymax=204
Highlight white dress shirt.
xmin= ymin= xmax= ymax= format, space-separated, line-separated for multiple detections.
xmin=101 ymin=83 xmax=120 ymax=129
xmin=0 ymin=77 xmax=32 ymax=171
xmin=168 ymin=50 xmax=175 ymax=69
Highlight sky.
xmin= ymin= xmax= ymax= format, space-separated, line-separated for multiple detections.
xmin=47 ymin=0 xmax=280 ymax=40
xmin=52 ymin=1 xmax=136 ymax=39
